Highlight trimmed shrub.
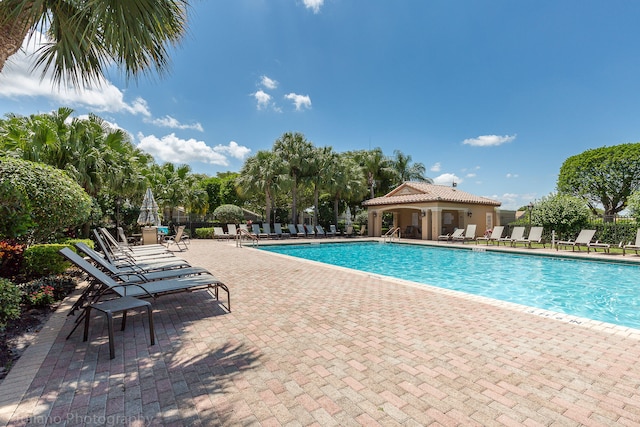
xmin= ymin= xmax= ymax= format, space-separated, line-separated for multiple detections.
xmin=22 ymin=244 xmax=70 ymax=279
xmin=0 ymin=157 xmax=92 ymax=243
xmin=0 ymin=278 xmax=21 ymax=330
xmin=195 ymin=227 xmax=216 ymax=239
xmin=212 ymin=204 xmax=244 ymax=224
xmin=0 ymin=240 xmax=25 ymax=280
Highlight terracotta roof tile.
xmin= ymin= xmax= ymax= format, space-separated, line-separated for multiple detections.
xmin=362 ymin=182 xmax=501 ymax=206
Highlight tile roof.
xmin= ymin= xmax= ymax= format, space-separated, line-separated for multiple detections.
xmin=362 ymin=182 xmax=501 ymax=206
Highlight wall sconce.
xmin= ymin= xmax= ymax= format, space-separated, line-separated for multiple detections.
xmin=421 ymin=210 xmax=426 ymax=217
xmin=467 ymin=210 xmax=472 ymax=217
xmin=372 ymin=211 xmax=377 ymax=218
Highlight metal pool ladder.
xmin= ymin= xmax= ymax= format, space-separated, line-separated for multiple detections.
xmin=383 ymin=227 xmax=401 ymax=243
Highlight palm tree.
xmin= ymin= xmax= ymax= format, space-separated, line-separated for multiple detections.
xmin=273 ymin=132 xmax=314 ymax=224
xmin=390 ymin=149 xmax=431 ymax=186
xmin=0 ymin=0 xmax=190 ymax=87
xmin=147 ymin=163 xmax=195 ymax=223
xmin=326 ymin=153 xmax=368 ymax=227
xmin=305 ymin=146 xmax=335 ymax=227
xmin=358 ymin=148 xmax=394 ymax=199
xmin=236 ymin=150 xmax=284 ymax=224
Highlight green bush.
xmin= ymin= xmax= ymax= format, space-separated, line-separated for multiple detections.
xmin=212 ymin=204 xmax=244 ymax=224
xmin=0 ymin=157 xmax=92 ymax=244
xmin=61 ymin=238 xmax=94 ymax=250
xmin=195 ymin=227 xmax=216 ymax=239
xmin=0 ymin=278 xmax=21 ymax=330
xmin=0 ymin=180 xmax=33 ymax=240
xmin=22 ymin=244 xmax=71 ymax=279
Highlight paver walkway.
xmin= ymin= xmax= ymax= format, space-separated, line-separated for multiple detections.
xmin=2 ymin=238 xmax=640 ymax=426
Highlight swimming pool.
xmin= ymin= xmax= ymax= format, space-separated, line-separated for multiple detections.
xmin=260 ymin=242 xmax=640 ymax=330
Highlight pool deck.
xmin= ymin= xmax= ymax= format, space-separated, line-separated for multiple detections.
xmin=2 ymin=237 xmax=640 ymax=426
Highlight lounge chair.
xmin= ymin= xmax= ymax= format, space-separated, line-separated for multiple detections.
xmin=476 ymin=226 xmax=505 ymax=245
xmin=227 ymin=224 xmax=238 ymax=237
xmin=556 ymin=229 xmax=608 ymax=253
xmin=358 ymin=225 xmax=367 ymax=237
xmin=452 ymin=224 xmax=476 ymax=243
xmin=213 ymin=226 xmax=229 ymax=240
xmin=76 ymin=242 xmax=209 ymax=282
xmin=261 ymin=223 xmax=276 ymax=238
xmin=163 ymin=225 xmax=189 ymax=251
xmin=512 ymin=226 xmax=545 ymax=248
xmin=60 ymin=247 xmax=230 ymax=312
xmin=100 ymin=227 xmax=168 ymax=254
xmin=288 ymin=224 xmax=303 ymax=237
xmin=497 ymin=226 xmax=525 ymax=246
xmin=622 ymin=229 xmax=640 ymax=256
xmin=93 ymin=230 xmax=191 ymax=271
xmin=315 ymin=225 xmax=327 ymax=237
xmin=94 ymin=229 xmax=176 ymax=261
xmin=252 ymin=223 xmax=267 ymax=238
xmin=274 ymin=223 xmax=287 ymax=238
xmin=297 ymin=224 xmax=309 ymax=237
xmin=329 ymin=225 xmax=338 ymax=237
xmin=438 ymin=228 xmax=464 ymax=241
xmin=305 ymin=224 xmax=316 ymax=237
xmin=344 ymin=225 xmax=354 ymax=237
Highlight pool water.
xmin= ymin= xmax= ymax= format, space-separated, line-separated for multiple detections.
xmin=260 ymin=242 xmax=640 ymax=329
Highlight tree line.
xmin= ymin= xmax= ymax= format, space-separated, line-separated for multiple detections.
xmin=0 ymin=109 xmax=430 ymax=242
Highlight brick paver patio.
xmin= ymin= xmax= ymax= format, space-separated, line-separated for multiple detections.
xmin=2 ymin=238 xmax=640 ymax=426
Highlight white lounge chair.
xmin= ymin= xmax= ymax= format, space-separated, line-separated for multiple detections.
xmin=476 ymin=226 xmax=505 ymax=245
xmin=556 ymin=229 xmax=607 ymax=253
xmin=497 ymin=226 xmax=525 ymax=246
xmin=213 ymin=226 xmax=229 ymax=240
xmin=438 ymin=228 xmax=464 ymax=241
xmin=452 ymin=224 xmax=476 ymax=243
xmin=622 ymin=229 xmax=640 ymax=256
xmin=512 ymin=226 xmax=545 ymax=248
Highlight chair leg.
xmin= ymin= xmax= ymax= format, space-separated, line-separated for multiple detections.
xmin=83 ymin=306 xmax=92 ymax=342
xmin=146 ymin=305 xmax=155 ymax=346
xmin=106 ymin=312 xmax=115 ymax=359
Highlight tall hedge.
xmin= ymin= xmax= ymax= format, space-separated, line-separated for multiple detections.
xmin=0 ymin=157 xmax=92 ymax=243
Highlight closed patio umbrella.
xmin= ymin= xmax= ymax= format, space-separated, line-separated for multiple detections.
xmin=137 ymin=188 xmax=160 ymax=226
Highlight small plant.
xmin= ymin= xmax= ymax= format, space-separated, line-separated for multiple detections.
xmin=25 ymin=285 xmax=55 ymax=307
xmin=0 ymin=240 xmax=25 ymax=280
xmin=19 ymin=275 xmax=77 ymax=306
xmin=0 ymin=278 xmax=21 ymax=330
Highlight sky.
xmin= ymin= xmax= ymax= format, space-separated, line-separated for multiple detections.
xmin=1 ymin=0 xmax=640 ymax=210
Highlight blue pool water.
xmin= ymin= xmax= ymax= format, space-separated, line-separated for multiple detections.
xmin=260 ymin=242 xmax=640 ymax=329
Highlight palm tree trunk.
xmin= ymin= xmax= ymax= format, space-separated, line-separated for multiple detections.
xmin=334 ymin=197 xmax=340 ymax=227
xmin=0 ymin=2 xmax=39 ymax=74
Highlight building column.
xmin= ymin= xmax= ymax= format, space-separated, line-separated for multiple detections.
xmin=430 ymin=208 xmax=442 ymax=240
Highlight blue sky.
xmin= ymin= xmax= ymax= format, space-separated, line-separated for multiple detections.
xmin=1 ymin=0 xmax=640 ymax=210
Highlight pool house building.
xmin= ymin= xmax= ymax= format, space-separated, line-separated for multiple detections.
xmin=362 ymin=182 xmax=502 ymax=240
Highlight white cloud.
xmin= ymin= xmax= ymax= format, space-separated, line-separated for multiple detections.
xmin=145 ymin=115 xmax=204 ymax=132
xmin=137 ymin=133 xmax=251 ymax=166
xmin=260 ymin=75 xmax=278 ymax=90
xmin=303 ymin=0 xmax=324 ymax=13
xmin=462 ymin=134 xmax=516 ymax=147
xmin=466 ymin=173 xmax=476 ymax=178
xmin=506 ymin=173 xmax=519 ymax=178
xmin=285 ymin=93 xmax=312 ymax=110
xmin=430 ymin=162 xmax=441 ymax=172
xmin=432 ymin=173 xmax=462 ymax=186
xmin=0 ymin=33 xmax=151 ymax=116
xmin=213 ymin=140 xmax=252 ymax=160
xmin=253 ymin=90 xmax=272 ymax=110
